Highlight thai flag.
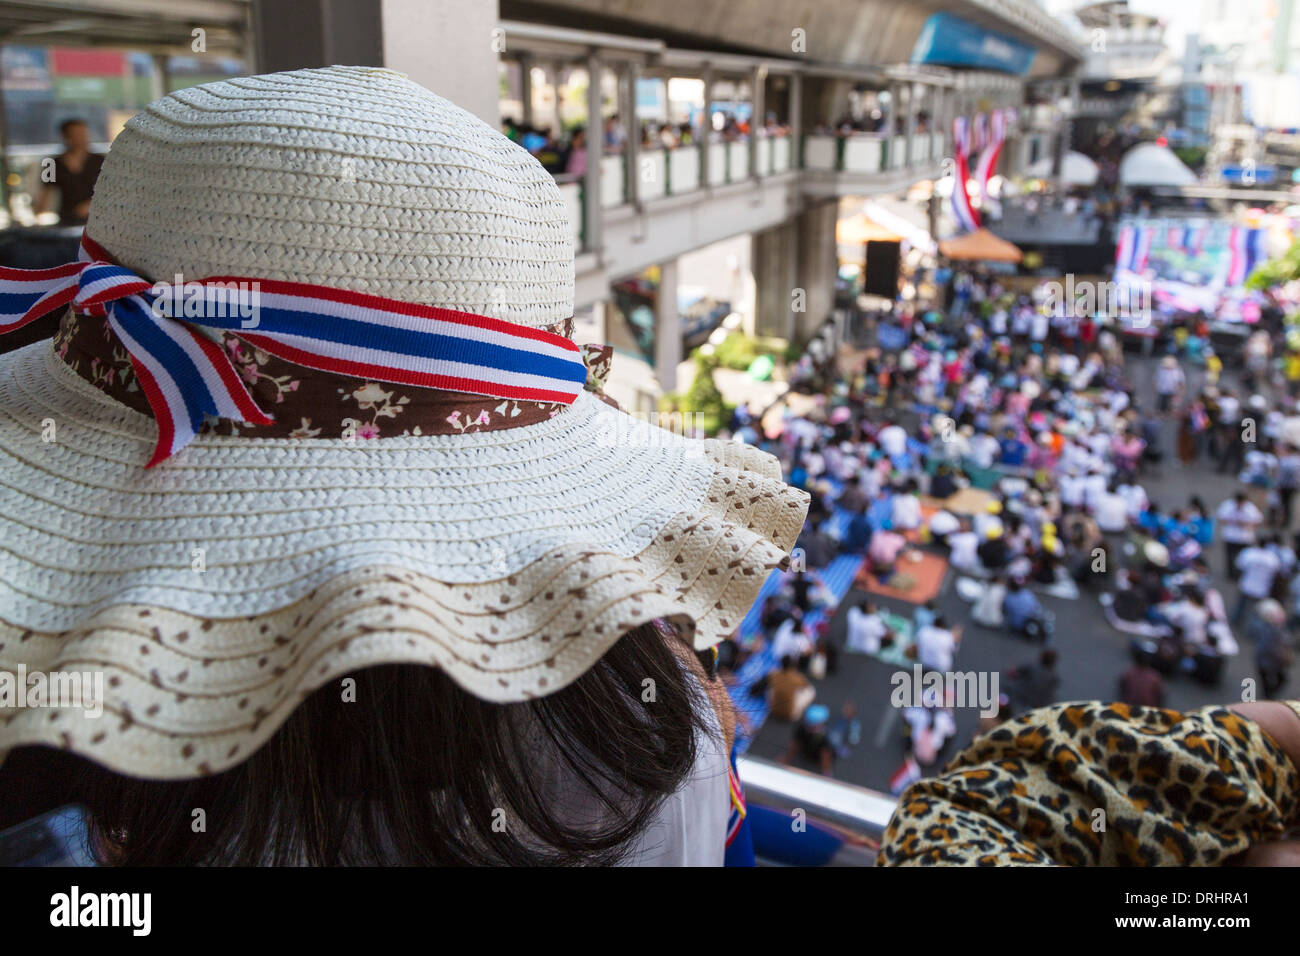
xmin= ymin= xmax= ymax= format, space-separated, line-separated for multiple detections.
xmin=975 ymin=110 xmax=1007 ymax=210
xmin=1115 ymin=224 xmax=1136 ymax=274
xmin=0 ymin=236 xmax=588 ymax=466
xmin=950 ymin=116 xmax=981 ymax=233
xmin=889 ymin=755 xmax=922 ymax=795
xmin=1132 ymin=226 xmax=1154 ymax=273
xmin=1244 ymin=227 xmax=1268 ymax=279
xmin=1226 ymin=226 xmax=1250 ymax=286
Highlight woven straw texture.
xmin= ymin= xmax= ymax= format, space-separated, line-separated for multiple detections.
xmin=0 ymin=67 xmax=809 ymax=779
xmin=0 ymin=342 xmax=807 ymax=777
xmin=86 ymin=66 xmax=574 ymax=328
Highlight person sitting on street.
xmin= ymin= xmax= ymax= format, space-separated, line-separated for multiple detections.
xmin=1003 ymin=577 xmax=1050 ymax=640
xmin=768 ymin=656 xmax=816 ymax=722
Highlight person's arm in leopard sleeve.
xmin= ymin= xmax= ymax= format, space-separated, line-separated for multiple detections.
xmin=875 ymin=701 xmax=1300 ymax=866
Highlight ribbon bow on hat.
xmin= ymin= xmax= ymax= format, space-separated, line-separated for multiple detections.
xmin=1 ymin=237 xmax=596 ymax=466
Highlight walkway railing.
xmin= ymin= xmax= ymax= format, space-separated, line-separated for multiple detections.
xmin=560 ymin=129 xmax=946 ymax=250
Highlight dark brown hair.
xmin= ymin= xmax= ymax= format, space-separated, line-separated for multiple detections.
xmin=73 ymin=623 xmax=712 ymax=865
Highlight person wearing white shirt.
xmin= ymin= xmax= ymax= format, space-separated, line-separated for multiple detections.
xmin=1059 ymin=471 xmax=1086 ymax=511
xmin=770 ymin=616 xmax=813 ymax=663
xmin=1083 ymin=470 xmax=1108 ymax=512
xmin=1094 ymin=484 xmax=1129 ymax=533
xmin=928 ymin=509 xmax=960 ymax=541
xmin=1217 ymin=492 xmax=1264 ymax=580
xmin=1233 ymin=544 xmax=1282 ymax=623
xmin=846 ymin=602 xmax=891 ymax=655
xmin=1117 ymin=480 xmax=1149 ymax=521
xmin=1086 ymin=431 xmax=1112 ymax=461
xmin=1161 ymin=594 xmax=1210 ymax=648
xmin=915 ymin=617 xmax=957 ymax=672
xmin=892 ymin=490 xmax=922 ymax=531
xmin=947 ymin=526 xmax=980 ymax=571
xmin=1030 ymin=312 xmax=1050 ymax=342
xmin=970 ymin=434 xmax=1000 ymax=469
xmin=1217 ymin=394 xmax=1240 ymax=426
xmin=878 ymin=423 xmax=908 ymax=460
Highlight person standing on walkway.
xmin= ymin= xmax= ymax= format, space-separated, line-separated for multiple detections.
xmin=1218 ymin=490 xmax=1264 ymax=581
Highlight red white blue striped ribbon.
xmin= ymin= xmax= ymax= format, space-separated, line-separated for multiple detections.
xmin=0 ymin=237 xmax=587 ymax=467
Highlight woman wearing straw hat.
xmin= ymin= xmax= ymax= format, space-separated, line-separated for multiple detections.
xmin=7 ymin=68 xmax=1300 ymax=870
xmin=0 ymin=68 xmax=809 ymax=865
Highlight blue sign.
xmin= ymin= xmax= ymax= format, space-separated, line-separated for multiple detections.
xmin=1221 ymin=164 xmax=1277 ymax=185
xmin=911 ymin=12 xmax=1037 ymax=75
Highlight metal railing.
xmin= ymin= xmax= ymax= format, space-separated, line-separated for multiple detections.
xmin=738 ymin=755 xmax=895 ymax=866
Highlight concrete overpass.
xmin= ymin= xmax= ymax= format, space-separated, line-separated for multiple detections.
xmin=1 ymin=0 xmax=1083 ymax=404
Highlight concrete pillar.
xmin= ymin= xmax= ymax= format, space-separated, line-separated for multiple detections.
xmin=655 ymin=259 xmax=682 ymax=392
xmin=551 ymin=62 xmax=564 ymax=138
xmin=750 ymin=65 xmax=766 ymax=180
xmin=150 ymin=53 xmax=170 ymax=100
xmin=252 ymin=0 xmax=501 ymax=124
xmin=904 ymin=82 xmax=918 ymax=165
xmin=788 ymin=71 xmax=802 ymax=167
xmin=751 ymin=196 xmax=838 ymax=345
xmin=584 ymin=53 xmax=604 ymax=256
xmin=700 ymin=67 xmax=714 ymax=187
xmin=519 ymin=54 xmax=533 ymax=127
xmin=752 ymin=220 xmax=798 ymax=340
xmin=623 ymin=62 xmax=640 ymax=207
xmin=794 ymin=198 xmax=838 ymax=343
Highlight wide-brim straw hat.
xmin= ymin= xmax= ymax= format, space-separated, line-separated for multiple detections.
xmin=0 ymin=67 xmax=808 ymax=779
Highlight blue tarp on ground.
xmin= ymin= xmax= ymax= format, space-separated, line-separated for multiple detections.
xmin=729 ymin=553 xmax=865 ymax=753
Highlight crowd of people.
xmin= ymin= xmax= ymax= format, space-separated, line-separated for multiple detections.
xmin=716 ymin=262 xmax=1300 ymax=783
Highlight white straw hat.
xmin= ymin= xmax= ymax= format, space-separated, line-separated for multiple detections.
xmin=0 ymin=67 xmax=808 ymax=779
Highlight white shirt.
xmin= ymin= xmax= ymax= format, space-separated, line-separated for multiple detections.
xmin=1218 ymin=396 xmax=1240 ymax=425
xmin=878 ymin=424 xmax=908 ymax=459
xmin=622 ymin=674 xmax=729 ymax=866
xmin=915 ymin=625 xmax=956 ymax=672
xmin=1117 ymin=483 xmax=1148 ymax=520
xmin=929 ymin=510 xmax=960 ymax=536
xmin=1217 ymin=499 xmax=1263 ymax=544
xmin=892 ymin=494 xmax=922 ymax=530
xmin=846 ymin=607 xmax=889 ymax=654
xmin=771 ymin=618 xmax=812 ymax=660
xmin=970 ymin=435 xmax=1000 ymax=469
xmin=1083 ymin=473 xmax=1108 ymax=511
xmin=1095 ymin=490 xmax=1129 ymax=532
xmin=1155 ymin=365 xmax=1185 ymax=395
xmin=1162 ymin=600 xmax=1209 ymax=647
xmin=948 ymin=530 xmax=980 ymax=569
xmin=1059 ymin=473 xmax=1086 ymax=507
xmin=1236 ymin=546 xmax=1281 ymax=598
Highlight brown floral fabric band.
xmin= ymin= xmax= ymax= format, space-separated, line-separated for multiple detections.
xmin=53 ymin=310 xmax=618 ymax=439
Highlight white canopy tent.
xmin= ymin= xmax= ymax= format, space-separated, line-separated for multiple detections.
xmin=1025 ymin=150 xmax=1099 ymax=186
xmin=1119 ymin=143 xmax=1197 ymax=188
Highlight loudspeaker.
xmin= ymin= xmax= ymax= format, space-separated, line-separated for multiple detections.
xmin=863 ymin=240 xmax=901 ymax=298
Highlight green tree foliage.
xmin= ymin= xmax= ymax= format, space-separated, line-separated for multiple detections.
xmin=1246 ymin=237 xmax=1300 ymax=292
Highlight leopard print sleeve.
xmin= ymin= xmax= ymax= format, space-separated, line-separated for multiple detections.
xmin=875 ymin=701 xmax=1300 ymax=866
